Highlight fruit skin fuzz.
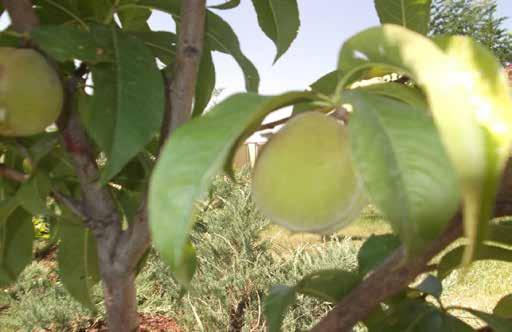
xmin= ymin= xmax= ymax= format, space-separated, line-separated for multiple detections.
xmin=251 ymin=111 xmax=366 ymax=233
xmin=0 ymin=47 xmax=63 ymax=136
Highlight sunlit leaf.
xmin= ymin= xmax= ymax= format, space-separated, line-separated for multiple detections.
xmin=346 ymin=92 xmax=460 ymax=254
xmin=149 ymin=92 xmax=313 ymax=284
xmin=338 ymin=25 xmax=512 ymax=263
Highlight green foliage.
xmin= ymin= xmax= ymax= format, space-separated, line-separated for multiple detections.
xmin=251 ymin=0 xmax=300 ymax=62
xmin=430 ymin=0 xmax=512 ymax=64
xmin=347 ymin=91 xmax=459 ymax=254
xmin=338 ymin=24 xmax=512 ymax=262
xmin=57 ymin=217 xmax=100 ymax=311
xmin=375 ymin=0 xmax=432 ymax=35
xmin=0 ymin=208 xmax=34 ymax=287
xmin=149 ymin=92 xmax=313 ymax=286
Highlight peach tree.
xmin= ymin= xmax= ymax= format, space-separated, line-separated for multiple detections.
xmin=1 ymin=0 xmax=512 ymax=331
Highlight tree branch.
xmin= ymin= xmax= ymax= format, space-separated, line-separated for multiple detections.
xmin=312 ymin=159 xmax=512 ymax=331
xmin=159 ymin=0 xmax=206 ymax=141
xmin=121 ymin=0 xmax=207 ymax=269
xmin=0 ymin=164 xmax=29 ymax=182
xmin=3 ymin=0 xmax=39 ymax=34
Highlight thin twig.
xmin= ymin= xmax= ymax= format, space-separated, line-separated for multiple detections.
xmin=0 ymin=164 xmax=29 ymax=182
xmin=3 ymin=0 xmax=39 ymax=34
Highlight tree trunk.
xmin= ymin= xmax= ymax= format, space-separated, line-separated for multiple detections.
xmin=102 ymin=271 xmax=139 ymax=332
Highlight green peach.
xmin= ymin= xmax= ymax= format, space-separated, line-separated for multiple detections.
xmin=252 ymin=111 xmax=367 ymax=233
xmin=0 ymin=48 xmax=63 ymax=136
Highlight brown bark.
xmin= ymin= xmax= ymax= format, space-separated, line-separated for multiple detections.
xmin=160 ymin=0 xmax=206 ymax=140
xmin=102 ymin=273 xmax=139 ymax=332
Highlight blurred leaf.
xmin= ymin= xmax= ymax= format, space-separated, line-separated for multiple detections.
xmin=31 ymin=24 xmax=113 ymax=63
xmin=76 ymin=0 xmax=112 ymax=21
xmin=346 ymin=92 xmax=460 ymax=254
xmin=414 ymin=274 xmax=442 ymax=299
xmin=135 ymin=0 xmax=260 ymax=91
xmin=358 ymin=234 xmax=401 ymax=276
xmin=209 ymin=0 xmax=240 ymax=10
xmin=149 ymin=92 xmax=313 ymax=284
xmin=374 ymin=0 xmax=432 ymax=35
xmin=27 ymin=133 xmax=60 ymax=168
xmin=367 ymin=298 xmax=473 ymax=332
xmin=86 ymin=27 xmax=164 ymax=183
xmin=58 ymin=218 xmax=100 ymax=311
xmin=297 ymin=269 xmax=360 ymax=302
xmin=117 ymin=5 xmax=151 ymax=31
xmin=192 ymin=48 xmax=216 ymax=117
xmin=494 ymin=294 xmax=512 ymax=318
xmin=33 ymin=0 xmax=83 ymax=25
xmin=463 ymin=308 xmax=512 ymax=332
xmin=251 ymin=0 xmax=300 ymax=62
xmin=293 ymin=70 xmax=341 ymax=113
xmin=264 ymin=285 xmax=297 ymax=332
xmin=338 ymin=26 xmax=512 ymax=263
xmin=353 ymin=82 xmax=427 ymax=109
xmin=16 ymin=172 xmax=51 ymax=216
xmin=438 ymin=244 xmax=512 ymax=279
xmin=129 ymin=31 xmax=177 ymax=65
xmin=0 ymin=208 xmax=33 ymax=287
xmin=488 ymin=220 xmax=512 ymax=246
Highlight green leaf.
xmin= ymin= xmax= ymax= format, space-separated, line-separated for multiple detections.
xmin=129 ymin=31 xmax=177 ymax=65
xmin=414 ymin=274 xmax=442 ymax=299
xmin=117 ymin=3 xmax=152 ymax=31
xmin=251 ymin=0 xmax=300 ymax=62
xmin=339 ymin=26 xmax=512 ymax=262
xmin=353 ymin=82 xmax=427 ymax=109
xmin=374 ymin=0 xmax=432 ymax=35
xmin=135 ymin=0 xmax=260 ymax=91
xmin=31 ymin=24 xmax=113 ymax=63
xmin=149 ymin=92 xmax=313 ymax=284
xmin=494 ymin=294 xmax=512 ymax=319
xmin=264 ymin=285 xmax=297 ymax=332
xmin=366 ymin=299 xmax=473 ymax=332
xmin=209 ymin=0 xmax=240 ymax=10
xmin=192 ymin=48 xmax=216 ymax=117
xmin=16 ymin=173 xmax=51 ymax=216
xmin=438 ymin=244 xmax=512 ymax=279
xmin=86 ymin=27 xmax=165 ymax=183
xmin=76 ymin=0 xmax=112 ymax=21
xmin=0 ymin=208 xmax=34 ymax=287
xmin=297 ymin=269 xmax=360 ymax=302
xmin=346 ymin=92 xmax=460 ymax=254
xmin=463 ymin=308 xmax=512 ymax=332
xmin=292 ymin=70 xmax=341 ymax=113
xmin=358 ymin=234 xmax=401 ymax=276
xmin=57 ymin=218 xmax=100 ymax=311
